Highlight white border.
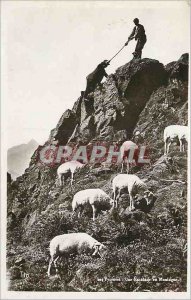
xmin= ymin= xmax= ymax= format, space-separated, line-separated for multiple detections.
xmin=1 ymin=0 xmax=191 ymax=299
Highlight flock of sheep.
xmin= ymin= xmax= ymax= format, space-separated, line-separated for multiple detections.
xmin=47 ymin=124 xmax=188 ymax=277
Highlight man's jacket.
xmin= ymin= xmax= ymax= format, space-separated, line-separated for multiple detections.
xmin=129 ymin=24 xmax=146 ymax=41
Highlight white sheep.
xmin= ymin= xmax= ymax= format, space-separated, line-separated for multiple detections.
xmin=57 ymin=160 xmax=84 ymax=186
xmin=164 ymin=125 xmax=188 ymax=154
xmin=120 ymin=141 xmax=138 ymax=173
xmin=112 ymin=174 xmax=155 ymax=211
xmin=72 ymin=188 xmax=114 ymax=221
xmin=47 ymin=232 xmax=106 ymax=277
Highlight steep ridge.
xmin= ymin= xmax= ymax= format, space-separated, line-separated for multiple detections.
xmin=7 ymin=54 xmax=188 ymax=292
xmin=49 ymin=58 xmax=166 ymax=144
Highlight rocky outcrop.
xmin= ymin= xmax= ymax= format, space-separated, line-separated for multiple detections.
xmin=48 ymin=56 xmax=188 ymax=145
xmin=7 ymin=172 xmax=12 ymax=184
xmin=133 ymin=77 xmax=188 ymax=160
xmin=165 ymin=53 xmax=189 ymax=82
xmin=49 ymin=109 xmax=77 ymax=144
xmin=7 ymin=54 xmax=188 ymax=221
xmin=49 ymin=58 xmax=167 ymax=144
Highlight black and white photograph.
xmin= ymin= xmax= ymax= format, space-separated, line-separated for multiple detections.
xmin=1 ymin=0 xmax=190 ymax=299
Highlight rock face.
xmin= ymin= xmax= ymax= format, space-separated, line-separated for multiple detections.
xmin=7 ymin=54 xmax=188 ymax=292
xmin=165 ymin=53 xmax=189 ymax=82
xmin=49 ymin=109 xmax=77 ymax=144
xmin=49 ymin=58 xmax=167 ymax=144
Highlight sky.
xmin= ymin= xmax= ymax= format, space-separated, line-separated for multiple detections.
xmin=2 ymin=0 xmax=190 ymax=149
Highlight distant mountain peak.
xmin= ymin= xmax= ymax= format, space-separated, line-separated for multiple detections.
xmin=7 ymin=139 xmax=39 ymax=180
xmin=28 ymin=139 xmax=38 ymax=146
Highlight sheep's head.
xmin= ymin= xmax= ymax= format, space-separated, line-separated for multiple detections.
xmin=109 ymin=198 xmax=115 ymax=208
xmin=143 ymin=190 xmax=156 ymax=205
xmin=92 ymin=243 xmax=107 ymax=257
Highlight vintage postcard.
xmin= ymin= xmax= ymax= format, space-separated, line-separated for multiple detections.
xmin=1 ymin=0 xmax=190 ymax=299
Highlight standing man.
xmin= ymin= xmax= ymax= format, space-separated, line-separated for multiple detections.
xmin=125 ymin=18 xmax=147 ymax=59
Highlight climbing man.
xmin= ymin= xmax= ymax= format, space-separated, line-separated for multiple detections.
xmin=125 ymin=18 xmax=147 ymax=59
xmin=83 ymin=60 xmax=110 ymax=98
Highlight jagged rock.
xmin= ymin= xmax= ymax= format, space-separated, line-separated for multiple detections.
xmin=134 ymin=58 xmax=188 ymax=163
xmin=7 ymin=212 xmax=17 ymax=229
xmin=49 ymin=109 xmax=77 ymax=145
xmin=80 ymin=99 xmax=94 ymax=123
xmin=15 ymin=257 xmax=25 ymax=266
xmin=113 ymin=130 xmax=128 ymax=142
xmin=7 ymin=172 xmax=12 ymax=184
xmin=48 ymin=58 xmax=167 ymax=144
xmin=165 ymin=53 xmax=189 ymax=82
xmin=25 ymin=210 xmax=38 ymax=228
xmin=72 ymin=95 xmax=83 ymax=122
xmin=80 ymin=115 xmax=95 ymax=138
xmin=68 ymin=124 xmax=80 ymax=143
xmin=85 ymin=58 xmax=166 ymax=141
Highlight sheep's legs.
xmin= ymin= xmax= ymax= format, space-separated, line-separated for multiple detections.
xmin=126 ymin=161 xmax=130 ymax=174
xmin=164 ymin=141 xmax=167 ymax=155
xmin=129 ymin=195 xmax=135 ymax=211
xmin=77 ymin=206 xmax=83 ymax=218
xmin=71 ymin=172 xmax=74 ymax=186
xmin=121 ymin=161 xmax=124 ymax=173
xmin=47 ymin=258 xmax=53 ymax=276
xmin=92 ymin=204 xmax=97 ymax=221
xmin=164 ymin=139 xmax=170 ymax=155
xmin=47 ymin=256 xmax=59 ymax=277
xmin=58 ymin=175 xmax=62 ymax=186
xmin=53 ymin=256 xmax=60 ymax=276
xmin=116 ymin=188 xmax=121 ymax=208
xmin=180 ymin=139 xmax=184 ymax=152
xmin=113 ymin=187 xmax=119 ymax=208
xmin=167 ymin=141 xmax=171 ymax=154
xmin=113 ymin=187 xmax=116 ymax=205
xmin=129 ymin=196 xmax=132 ymax=211
xmin=59 ymin=174 xmax=64 ymax=186
xmin=121 ymin=159 xmax=130 ymax=174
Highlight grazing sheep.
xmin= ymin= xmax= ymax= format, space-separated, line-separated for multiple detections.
xmin=57 ymin=161 xmax=84 ymax=186
xmin=47 ymin=233 xmax=106 ymax=277
xmin=164 ymin=125 xmax=188 ymax=154
xmin=112 ymin=174 xmax=155 ymax=211
xmin=120 ymin=141 xmax=138 ymax=173
xmin=72 ymin=188 xmax=114 ymax=221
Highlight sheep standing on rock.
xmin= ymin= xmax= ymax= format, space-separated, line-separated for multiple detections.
xmin=164 ymin=125 xmax=188 ymax=154
xmin=57 ymin=161 xmax=84 ymax=186
xmin=47 ymin=233 xmax=106 ymax=277
xmin=112 ymin=174 xmax=156 ymax=211
xmin=72 ymin=188 xmax=114 ymax=221
xmin=120 ymin=141 xmax=138 ymax=173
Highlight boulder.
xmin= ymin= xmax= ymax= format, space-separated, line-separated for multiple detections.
xmin=49 ymin=109 xmax=77 ymax=145
xmin=165 ymin=53 xmax=189 ymax=82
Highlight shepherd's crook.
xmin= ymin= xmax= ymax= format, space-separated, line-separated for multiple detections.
xmin=108 ymin=44 xmax=127 ymax=63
